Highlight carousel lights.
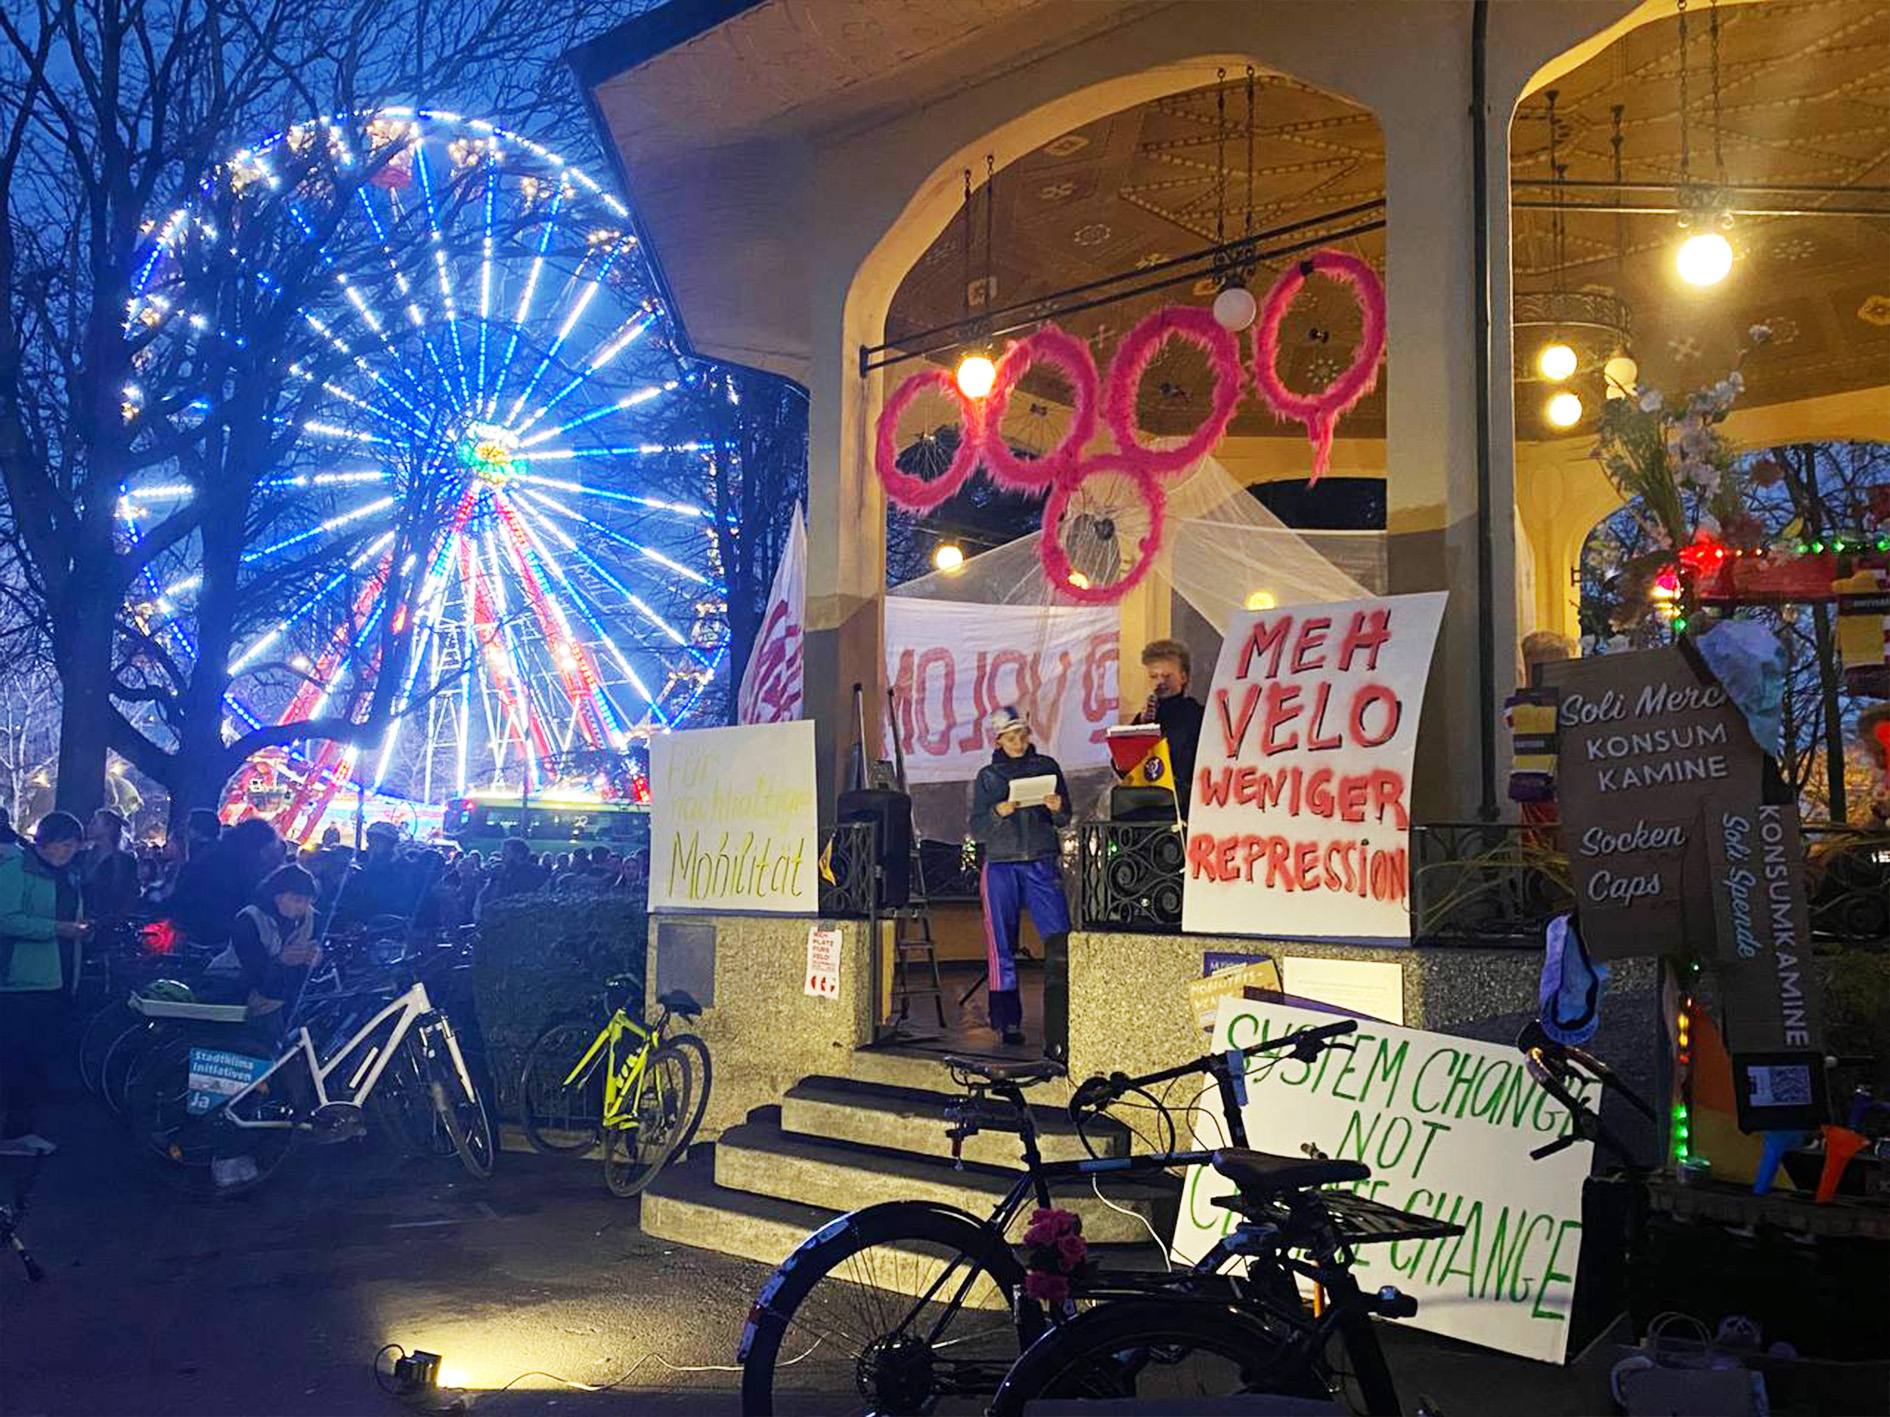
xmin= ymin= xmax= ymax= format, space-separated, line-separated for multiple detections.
xmin=1545 ymin=391 xmax=1583 ymax=428
xmin=1536 ymin=342 xmax=1578 ymax=382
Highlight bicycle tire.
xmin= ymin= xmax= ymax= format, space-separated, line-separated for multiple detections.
xmin=101 ymin=1020 xmax=158 ymax=1116
xmin=738 ymin=1200 xmax=1030 ymax=1417
xmin=125 ymin=1032 xmax=297 ymax=1199
xmin=79 ymin=1000 xmax=136 ymax=1095
xmin=427 ymin=1028 xmax=495 ymax=1180
xmin=988 ymin=1297 xmax=1332 ymax=1417
xmin=661 ymin=1031 xmax=712 ymax=1159
xmin=518 ymin=1018 xmax=605 ymax=1156
xmin=369 ymin=1037 xmax=455 ymax=1158
xmin=600 ymin=1042 xmax=692 ymax=1198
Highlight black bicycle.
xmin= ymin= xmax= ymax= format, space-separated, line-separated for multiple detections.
xmin=736 ymin=1018 xmax=1361 ymax=1416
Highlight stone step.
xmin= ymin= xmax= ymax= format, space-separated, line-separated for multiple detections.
xmin=714 ymin=1110 xmax=1176 ymax=1246
xmin=641 ymin=1145 xmax=1168 ymax=1308
xmin=781 ymin=1075 xmax=1124 ymax=1167
xmin=844 ymin=1044 xmax=1077 ymax=1106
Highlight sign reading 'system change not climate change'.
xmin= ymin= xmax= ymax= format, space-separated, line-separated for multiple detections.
xmin=650 ymin=720 xmax=818 ymax=914
xmin=1172 ymin=1000 xmax=1595 ymax=1364
xmin=1182 ymin=592 xmax=1447 ymax=941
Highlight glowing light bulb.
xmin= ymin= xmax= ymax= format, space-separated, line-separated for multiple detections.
xmin=932 ymin=543 xmax=965 ymax=572
xmin=1536 ymin=343 xmax=1578 ymax=382
xmin=955 ymin=353 xmax=996 ymax=400
xmin=1067 ymin=570 xmax=1090 ymax=589
xmin=1676 ymin=231 xmax=1733 ymax=286
xmin=1603 ymin=353 xmax=1639 ymax=399
xmin=1244 ymin=590 xmax=1276 ymax=611
xmin=1545 ymin=391 xmax=1583 ymax=428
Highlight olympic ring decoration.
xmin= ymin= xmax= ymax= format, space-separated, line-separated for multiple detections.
xmin=1037 ymin=454 xmax=1169 ymax=606
xmin=979 ymin=327 xmax=1100 ymax=491
xmin=874 ymin=368 xmax=985 ymax=513
xmin=1101 ymin=304 xmax=1244 ymax=476
xmin=1250 ymin=250 xmax=1386 ymax=485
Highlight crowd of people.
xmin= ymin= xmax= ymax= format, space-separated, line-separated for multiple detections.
xmin=0 ymin=799 xmax=649 ymax=1159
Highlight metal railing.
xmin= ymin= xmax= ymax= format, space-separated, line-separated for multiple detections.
xmin=1074 ymin=821 xmax=1187 ymax=933
xmin=1408 ymin=822 xmax=1572 ymax=947
xmin=817 ymin=819 xmax=879 ymax=920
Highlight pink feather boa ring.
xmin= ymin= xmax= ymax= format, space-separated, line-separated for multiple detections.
xmin=1249 ymin=250 xmax=1386 ymax=485
xmin=1101 ymin=304 xmax=1244 ymax=476
xmin=979 ymin=327 xmax=1099 ymax=491
xmin=874 ymin=368 xmax=984 ymax=513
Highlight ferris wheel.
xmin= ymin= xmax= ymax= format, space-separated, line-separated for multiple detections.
xmin=122 ymin=109 xmax=726 ymax=830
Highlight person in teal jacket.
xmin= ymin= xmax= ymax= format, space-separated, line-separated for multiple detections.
xmin=0 ymin=812 xmax=90 ymax=1155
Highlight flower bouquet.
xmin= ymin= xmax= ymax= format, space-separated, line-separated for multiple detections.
xmin=1020 ymin=1207 xmax=1095 ymax=1305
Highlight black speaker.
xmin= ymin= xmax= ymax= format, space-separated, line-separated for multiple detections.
xmin=836 ymin=787 xmax=913 ymax=908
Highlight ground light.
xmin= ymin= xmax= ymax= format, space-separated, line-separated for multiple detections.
xmin=1536 ymin=342 xmax=1577 ymax=382
xmin=1545 ymin=391 xmax=1583 ymax=428
xmin=932 ymin=542 xmax=965 ymax=572
xmin=1676 ymin=230 xmax=1733 ymax=286
xmin=955 ymin=351 xmax=996 ymax=400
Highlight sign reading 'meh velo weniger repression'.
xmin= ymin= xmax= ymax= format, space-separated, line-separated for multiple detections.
xmin=650 ymin=720 xmax=819 ymax=914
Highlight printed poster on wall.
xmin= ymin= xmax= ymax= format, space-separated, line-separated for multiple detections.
xmin=1171 ymin=998 xmax=1594 ymax=1364
xmin=804 ymin=926 xmax=842 ymax=999
xmin=884 ymin=597 xmax=1117 ymax=784
xmin=1182 ymin=592 xmax=1447 ymax=941
xmin=649 ymin=720 xmax=818 ymax=914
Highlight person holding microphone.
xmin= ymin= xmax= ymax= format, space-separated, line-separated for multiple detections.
xmin=970 ymin=708 xmax=1072 ymax=1055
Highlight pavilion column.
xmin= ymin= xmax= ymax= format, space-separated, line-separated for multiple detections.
xmin=1378 ymin=46 xmax=1519 ymax=824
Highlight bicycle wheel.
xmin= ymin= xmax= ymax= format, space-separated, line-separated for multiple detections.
xmin=426 ymin=1024 xmax=495 ymax=1179
xmin=988 ymin=1297 xmax=1332 ymax=1417
xmin=101 ymin=1020 xmax=160 ymax=1116
xmin=79 ymin=1000 xmax=137 ymax=1095
xmin=518 ymin=1019 xmax=605 ymax=1156
xmin=738 ymin=1201 xmax=1029 ymax=1417
xmin=125 ymin=1033 xmax=297 ymax=1199
xmin=661 ymin=1031 xmax=712 ymax=1159
xmin=600 ymin=1043 xmax=692 ymax=1198
xmin=369 ymin=1037 xmax=455 ymax=1159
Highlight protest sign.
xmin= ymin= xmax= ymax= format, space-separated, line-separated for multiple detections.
xmin=1187 ymin=955 xmax=1282 ymax=1031
xmin=1171 ymin=999 xmax=1594 ymax=1364
xmin=804 ymin=926 xmax=842 ymax=999
xmin=650 ymin=721 xmax=818 ymax=914
xmin=1543 ymin=648 xmax=1762 ymax=960
xmin=1182 ymin=592 xmax=1447 ymax=940
xmin=737 ymin=508 xmax=806 ymax=725
xmin=884 ymin=597 xmax=1116 ymax=783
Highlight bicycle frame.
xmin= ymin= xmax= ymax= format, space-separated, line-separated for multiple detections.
xmin=212 ymin=980 xmax=468 ymax=1131
xmin=559 ymin=1009 xmax=664 ymax=1132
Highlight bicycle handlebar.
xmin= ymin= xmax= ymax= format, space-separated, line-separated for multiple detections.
xmin=1069 ymin=1019 xmax=1358 ymax=1123
xmin=1515 ymin=1021 xmax=1654 ymax=1166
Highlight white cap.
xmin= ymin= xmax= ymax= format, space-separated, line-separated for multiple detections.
xmin=987 ymin=706 xmax=1030 ymax=739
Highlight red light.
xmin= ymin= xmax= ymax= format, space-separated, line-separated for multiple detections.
xmin=142 ymin=920 xmax=179 ymax=956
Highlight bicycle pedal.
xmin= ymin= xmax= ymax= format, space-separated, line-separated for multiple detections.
xmin=310 ymin=1102 xmax=367 ymax=1144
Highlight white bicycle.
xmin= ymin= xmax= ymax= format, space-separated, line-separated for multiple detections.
xmin=127 ymin=972 xmax=494 ymax=1197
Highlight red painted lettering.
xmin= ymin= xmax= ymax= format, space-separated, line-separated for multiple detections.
xmin=1337 ymin=608 xmax=1391 ymax=671
xmin=1291 ymin=617 xmax=1332 ymax=674
xmin=1305 ymin=681 xmax=1344 ymax=751
xmin=1187 ymin=833 xmax=1220 ymax=880
xmin=1260 ymin=682 xmax=1303 ymax=756
xmin=1349 ymin=683 xmax=1402 ymax=747
xmin=1216 ymin=684 xmax=1260 ymax=757
xmin=1237 ymin=615 xmax=1295 ymax=680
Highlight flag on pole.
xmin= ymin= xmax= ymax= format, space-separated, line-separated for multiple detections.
xmin=1106 ymin=723 xmax=1175 ymax=796
xmin=738 ymin=507 xmax=807 ymax=724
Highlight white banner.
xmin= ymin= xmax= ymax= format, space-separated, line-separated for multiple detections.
xmin=737 ymin=508 xmax=806 ymax=725
xmin=1172 ymin=998 xmax=1593 ymax=1364
xmin=650 ymin=720 xmax=818 ymax=914
xmin=1182 ymin=592 xmax=1447 ymax=941
xmin=884 ymin=597 xmax=1117 ymax=784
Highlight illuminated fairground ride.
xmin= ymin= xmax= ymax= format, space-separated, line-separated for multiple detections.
xmin=122 ymin=110 xmax=727 ymax=840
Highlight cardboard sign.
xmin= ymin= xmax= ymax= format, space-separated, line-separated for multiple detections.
xmin=1543 ymin=648 xmax=1762 ymax=960
xmin=1182 ymin=592 xmax=1448 ymax=941
xmin=884 ymin=597 xmax=1117 ymax=784
xmin=804 ymin=926 xmax=842 ymax=999
xmin=1172 ymin=999 xmax=1594 ymax=1364
xmin=649 ymin=721 xmax=818 ymax=914
xmin=1281 ymin=956 xmax=1405 ymax=1025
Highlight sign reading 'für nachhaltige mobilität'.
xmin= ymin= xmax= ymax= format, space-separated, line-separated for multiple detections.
xmin=649 ymin=720 xmax=818 ymax=914
xmin=1543 ymin=648 xmax=1762 ymax=960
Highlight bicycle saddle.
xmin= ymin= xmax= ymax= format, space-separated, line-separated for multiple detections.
xmin=1211 ymin=1148 xmax=1368 ymax=1197
xmin=945 ymin=1056 xmax=1066 ymax=1086
xmin=656 ymin=989 xmax=702 ymax=1019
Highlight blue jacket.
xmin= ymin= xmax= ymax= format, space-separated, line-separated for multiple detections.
xmin=970 ymin=747 xmax=1072 ymax=864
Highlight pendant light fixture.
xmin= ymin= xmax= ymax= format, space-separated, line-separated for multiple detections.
xmin=955 ymin=160 xmax=999 ymax=398
xmin=1534 ymin=91 xmax=1578 ymax=384
xmin=1212 ymin=68 xmax=1260 ymax=333
xmin=1673 ymin=0 xmax=1733 ymax=287
xmin=1603 ymin=103 xmax=1639 ymax=398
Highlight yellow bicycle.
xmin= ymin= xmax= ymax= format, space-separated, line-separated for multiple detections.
xmin=518 ymin=980 xmax=710 ymax=1196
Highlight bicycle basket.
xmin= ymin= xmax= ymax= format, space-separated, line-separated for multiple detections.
xmin=1320 ymin=1190 xmax=1467 ymax=1247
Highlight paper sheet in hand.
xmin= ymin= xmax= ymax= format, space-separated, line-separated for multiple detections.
xmin=1006 ymin=774 xmax=1057 ymax=808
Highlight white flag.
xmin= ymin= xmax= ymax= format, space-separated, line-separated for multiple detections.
xmin=737 ymin=507 xmax=807 ymax=724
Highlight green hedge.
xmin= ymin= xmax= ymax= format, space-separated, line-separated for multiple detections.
xmin=473 ymin=890 xmax=646 ymax=1120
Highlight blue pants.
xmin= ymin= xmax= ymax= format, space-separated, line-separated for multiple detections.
xmin=980 ymin=858 xmax=1070 ymax=1032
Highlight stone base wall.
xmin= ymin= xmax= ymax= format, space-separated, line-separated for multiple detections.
xmin=646 ymin=912 xmax=875 ymax=1140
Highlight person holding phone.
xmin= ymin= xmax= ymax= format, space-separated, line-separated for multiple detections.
xmin=969 ymin=708 xmax=1072 ymax=1054
xmin=0 ymin=812 xmax=91 ymax=1155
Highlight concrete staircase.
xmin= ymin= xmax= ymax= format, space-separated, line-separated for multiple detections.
xmin=641 ymin=1046 xmax=1179 ymax=1275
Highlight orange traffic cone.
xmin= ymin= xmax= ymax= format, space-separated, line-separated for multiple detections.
xmin=1814 ymin=1125 xmax=1866 ymax=1203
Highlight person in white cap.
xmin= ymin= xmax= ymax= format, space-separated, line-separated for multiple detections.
xmin=969 ymin=707 xmax=1072 ymax=1053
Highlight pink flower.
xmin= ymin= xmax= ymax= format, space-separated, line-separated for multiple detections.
xmin=1056 ymin=1233 xmax=1089 ymax=1266
xmin=1023 ymin=1271 xmax=1070 ymax=1304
